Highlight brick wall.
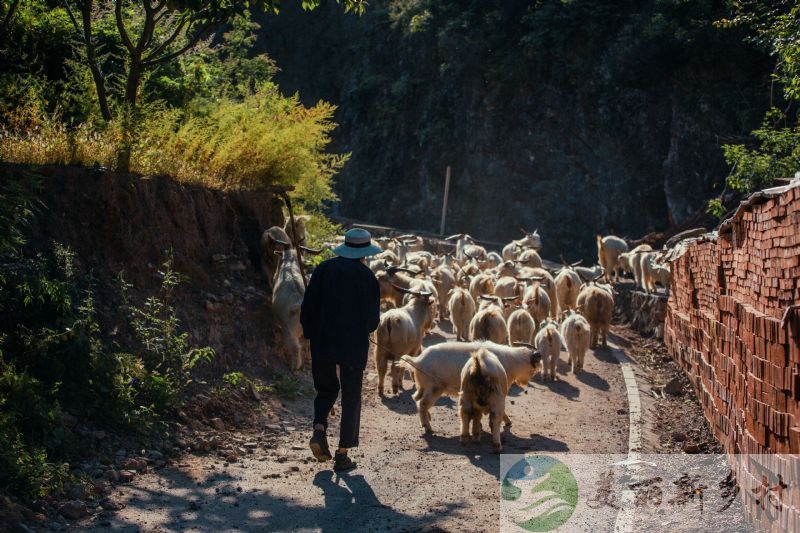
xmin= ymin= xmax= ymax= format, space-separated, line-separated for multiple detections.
xmin=665 ymin=181 xmax=800 ymax=455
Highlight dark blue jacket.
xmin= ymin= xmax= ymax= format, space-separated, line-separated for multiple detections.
xmin=300 ymin=256 xmax=380 ymax=368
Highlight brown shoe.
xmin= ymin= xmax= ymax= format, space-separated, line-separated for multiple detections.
xmin=333 ymin=452 xmax=356 ymax=472
xmin=309 ymin=430 xmax=332 ymax=462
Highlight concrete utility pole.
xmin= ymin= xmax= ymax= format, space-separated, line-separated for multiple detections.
xmin=440 ymin=166 xmax=451 ymax=235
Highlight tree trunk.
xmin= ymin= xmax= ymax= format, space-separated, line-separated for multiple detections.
xmin=0 ymin=0 xmax=21 ymax=40
xmin=116 ymin=61 xmax=143 ymax=171
xmin=124 ymin=61 xmax=142 ymax=108
xmin=80 ymin=1 xmax=112 ymax=122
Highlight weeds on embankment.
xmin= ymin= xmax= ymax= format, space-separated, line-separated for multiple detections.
xmin=0 ymin=174 xmax=215 ymax=501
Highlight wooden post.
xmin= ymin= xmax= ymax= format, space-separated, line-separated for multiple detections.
xmin=280 ymin=192 xmax=308 ymax=290
xmin=440 ymin=165 xmax=451 ymax=236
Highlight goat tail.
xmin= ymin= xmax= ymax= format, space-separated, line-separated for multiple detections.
xmin=398 ymin=354 xmax=420 ymax=373
xmin=465 ymin=350 xmax=495 ymax=407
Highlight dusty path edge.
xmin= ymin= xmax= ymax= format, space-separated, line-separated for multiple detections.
xmin=610 ymin=345 xmax=642 ymax=533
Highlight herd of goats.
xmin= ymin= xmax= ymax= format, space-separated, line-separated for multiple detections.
xmin=260 ymin=217 xmax=673 ymax=452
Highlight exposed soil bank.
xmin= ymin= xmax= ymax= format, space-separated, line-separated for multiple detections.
xmin=4 ymin=163 xmax=285 ymax=371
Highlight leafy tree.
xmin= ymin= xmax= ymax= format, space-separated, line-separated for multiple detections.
xmin=63 ymin=0 xmax=365 ymax=121
xmin=715 ymin=1 xmax=800 ymax=198
xmin=59 ymin=0 xmax=363 ymax=169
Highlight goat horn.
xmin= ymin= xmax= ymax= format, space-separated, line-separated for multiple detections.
xmin=298 ymin=245 xmax=322 ymax=254
xmin=392 ymin=284 xmax=431 ymax=297
xmin=502 ymin=296 xmax=520 ymax=302
xmin=444 ymin=233 xmax=464 ymax=241
xmin=391 ymin=284 xmax=414 ymax=294
xmin=571 ymin=259 xmax=582 ymax=267
xmin=272 ymin=238 xmax=290 ymax=247
xmin=387 ymin=266 xmax=421 ymax=276
xmin=479 ymin=294 xmax=498 ymax=301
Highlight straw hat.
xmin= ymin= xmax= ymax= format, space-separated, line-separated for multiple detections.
xmin=332 ymin=228 xmax=382 ymax=259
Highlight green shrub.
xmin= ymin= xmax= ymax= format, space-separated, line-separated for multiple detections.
xmin=0 ymin=174 xmax=214 ymax=500
xmin=714 ymin=3 xmax=800 ymax=197
xmin=271 ymin=372 xmax=310 ymax=399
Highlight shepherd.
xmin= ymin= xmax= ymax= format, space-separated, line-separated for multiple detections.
xmin=300 ymin=227 xmax=381 ymax=472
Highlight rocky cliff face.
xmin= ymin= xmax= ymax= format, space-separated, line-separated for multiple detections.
xmin=255 ymin=0 xmax=769 ymax=259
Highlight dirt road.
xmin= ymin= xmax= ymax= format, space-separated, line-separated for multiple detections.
xmin=81 ymin=321 xmax=633 ymax=532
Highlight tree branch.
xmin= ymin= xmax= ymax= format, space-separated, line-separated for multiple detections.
xmin=142 ymin=21 xmax=216 ymax=67
xmin=114 ymin=0 xmax=136 ymax=54
xmin=143 ymin=16 xmax=187 ymax=62
xmin=62 ymin=0 xmax=82 ymax=34
xmin=77 ymin=0 xmax=113 ymax=120
xmin=134 ymin=3 xmax=156 ymax=55
xmin=0 ymin=0 xmax=21 ymax=38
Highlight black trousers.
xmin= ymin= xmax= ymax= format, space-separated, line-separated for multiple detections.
xmin=311 ymin=351 xmax=364 ymax=449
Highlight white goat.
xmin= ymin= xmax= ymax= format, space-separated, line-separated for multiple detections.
xmin=271 ymin=243 xmax=319 ymax=371
xmin=554 ymin=259 xmax=583 ymax=314
xmin=507 ymin=307 xmax=536 ymax=345
xmin=517 ymin=268 xmax=557 ymax=317
xmin=560 ymin=310 xmax=591 ymax=373
xmin=501 ymin=230 xmax=542 ymax=260
xmin=283 ymin=214 xmax=310 ymax=246
xmin=469 ymin=296 xmax=510 ymax=344
xmin=459 ymin=348 xmax=508 ymax=453
xmin=596 ymin=234 xmax=629 ymax=282
xmin=448 ymin=287 xmax=477 ymax=341
xmin=469 ymin=272 xmax=496 ymax=303
xmin=521 ymin=281 xmax=552 ymax=324
xmin=398 ymin=341 xmax=541 ymax=432
xmin=534 ymin=319 xmax=563 ymax=381
xmin=374 ymin=285 xmax=436 ymax=395
xmin=431 ymin=265 xmax=456 ymax=319
xmin=576 ymin=284 xmax=614 ymax=348
xmin=574 ymin=264 xmax=604 ymax=283
xmin=514 ymin=248 xmax=543 ymax=269
xmin=260 ymin=225 xmax=292 ymax=281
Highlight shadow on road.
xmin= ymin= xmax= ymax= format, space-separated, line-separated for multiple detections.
xmin=379 ymin=386 xmax=456 ymax=416
xmin=424 ymin=330 xmax=451 ymax=345
xmin=84 ymin=464 xmax=462 ymax=532
xmin=538 ymin=376 xmax=580 ymax=400
xmin=419 ymin=430 xmax=569 ymax=480
xmin=379 ymin=388 xmax=417 ymax=415
xmin=576 ymin=370 xmax=610 ymax=391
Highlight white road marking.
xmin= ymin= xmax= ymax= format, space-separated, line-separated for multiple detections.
xmin=609 ymin=343 xmax=642 ymax=533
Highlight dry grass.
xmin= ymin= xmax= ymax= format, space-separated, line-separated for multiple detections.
xmin=0 ymin=84 xmax=345 ymax=210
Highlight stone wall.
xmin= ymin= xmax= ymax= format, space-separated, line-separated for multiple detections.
xmin=613 ymin=281 xmax=669 ymax=338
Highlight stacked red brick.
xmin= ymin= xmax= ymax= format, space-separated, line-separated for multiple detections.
xmin=666 ymin=183 xmax=800 ymax=453
xmin=665 ymin=181 xmax=800 ymax=522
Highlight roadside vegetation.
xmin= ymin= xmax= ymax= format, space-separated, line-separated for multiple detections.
xmin=0 ymin=0 xmax=360 ymax=503
xmin=0 ymin=174 xmax=214 ymax=499
xmin=709 ymin=1 xmax=800 ymax=216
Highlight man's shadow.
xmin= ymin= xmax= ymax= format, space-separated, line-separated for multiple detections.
xmin=311 ymin=470 xmax=450 ymax=532
xmin=313 ymin=470 xmax=384 ymax=510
